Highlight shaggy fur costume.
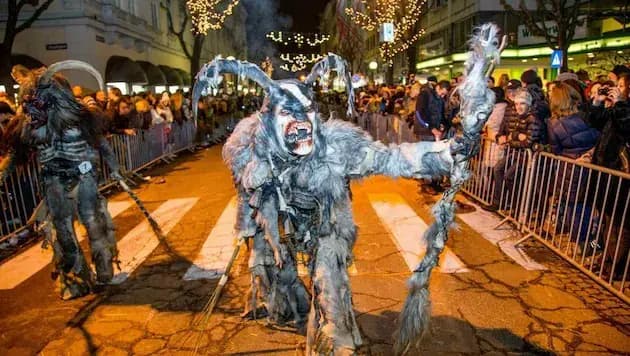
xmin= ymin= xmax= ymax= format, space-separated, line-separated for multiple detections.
xmin=1 ymin=61 xmax=122 ymax=300
xmin=195 ymin=55 xmax=452 ymax=354
xmin=195 ymin=24 xmax=504 ymax=354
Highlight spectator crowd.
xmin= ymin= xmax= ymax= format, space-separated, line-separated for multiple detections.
xmin=353 ymin=64 xmax=630 ymax=280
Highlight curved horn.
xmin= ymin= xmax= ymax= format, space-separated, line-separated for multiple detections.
xmin=192 ymin=56 xmax=274 ymax=119
xmin=39 ymin=60 xmax=104 ymax=91
xmin=304 ymin=53 xmax=355 ymax=117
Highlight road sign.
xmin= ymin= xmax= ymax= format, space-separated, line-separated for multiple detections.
xmin=550 ymin=50 xmax=563 ymax=68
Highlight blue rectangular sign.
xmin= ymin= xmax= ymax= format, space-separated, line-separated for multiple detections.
xmin=550 ymin=50 xmax=563 ymax=68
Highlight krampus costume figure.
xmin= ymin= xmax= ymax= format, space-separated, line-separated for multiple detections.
xmin=0 ymin=61 xmax=122 ymax=300
xmin=194 ymin=24 xmax=504 ymax=355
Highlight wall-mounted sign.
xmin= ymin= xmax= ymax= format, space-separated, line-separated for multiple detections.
xmin=550 ymin=49 xmax=563 ymax=69
xmin=380 ymin=23 xmax=395 ymax=43
xmin=46 ymin=43 xmax=68 ymax=50
xmin=517 ymin=17 xmax=587 ymax=46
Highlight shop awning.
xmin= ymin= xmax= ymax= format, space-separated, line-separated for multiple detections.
xmin=11 ymin=54 xmax=45 ymax=69
xmin=106 ymin=56 xmax=148 ymax=84
xmin=175 ymin=68 xmax=191 ymax=86
xmin=158 ymin=65 xmax=183 ymax=86
xmin=136 ymin=61 xmax=167 ymax=86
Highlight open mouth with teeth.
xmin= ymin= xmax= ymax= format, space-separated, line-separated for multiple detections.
xmin=284 ymin=120 xmax=313 ymax=155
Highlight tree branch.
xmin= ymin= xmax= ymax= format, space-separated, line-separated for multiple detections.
xmin=15 ymin=0 xmax=55 ymax=34
xmin=162 ymin=0 xmax=192 ymax=59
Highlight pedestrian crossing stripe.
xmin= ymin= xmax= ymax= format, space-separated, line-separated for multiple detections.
xmin=111 ymin=198 xmax=198 ymax=284
xmin=0 ymin=201 xmax=133 ymax=290
xmin=183 ymin=197 xmax=238 ymax=280
xmin=368 ymin=193 xmax=469 ymax=274
xmin=455 ymin=198 xmax=546 ymax=271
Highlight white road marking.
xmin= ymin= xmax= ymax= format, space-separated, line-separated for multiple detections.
xmin=455 ymin=198 xmax=546 ymax=271
xmin=368 ymin=193 xmax=469 ymax=274
xmin=0 ymin=201 xmax=132 ymax=290
xmin=183 ymin=197 xmax=238 ymax=280
xmin=111 ymin=198 xmax=198 ymax=284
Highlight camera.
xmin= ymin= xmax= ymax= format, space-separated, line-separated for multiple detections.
xmin=598 ymin=87 xmax=610 ymax=96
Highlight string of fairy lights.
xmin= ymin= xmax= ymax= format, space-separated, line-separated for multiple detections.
xmin=279 ymin=53 xmax=325 ymax=72
xmin=345 ymin=0 xmax=427 ymax=64
xmin=186 ymin=0 xmax=240 ymax=35
xmin=266 ymin=31 xmax=331 ymax=48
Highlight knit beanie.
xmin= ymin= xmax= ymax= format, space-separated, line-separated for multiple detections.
xmin=556 ymin=72 xmax=578 ymax=82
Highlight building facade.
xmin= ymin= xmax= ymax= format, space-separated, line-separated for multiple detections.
xmin=0 ymin=0 xmax=247 ymax=93
xmin=413 ymin=0 xmax=628 ymax=81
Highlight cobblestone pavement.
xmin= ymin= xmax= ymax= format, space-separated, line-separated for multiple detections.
xmin=0 ymin=146 xmax=628 ymax=355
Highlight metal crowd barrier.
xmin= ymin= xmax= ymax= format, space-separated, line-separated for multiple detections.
xmin=462 ymin=137 xmax=629 ymax=303
xmin=0 ymin=120 xmax=202 ymax=245
xmin=353 ymin=112 xmax=629 ymax=301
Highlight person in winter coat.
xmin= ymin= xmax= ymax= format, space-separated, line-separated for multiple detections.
xmin=521 ymin=69 xmax=550 ymax=142
xmin=546 ymin=83 xmax=600 ymax=240
xmin=414 ymin=76 xmax=449 ymax=142
xmin=586 ymin=72 xmax=630 ymax=279
xmin=488 ymin=89 xmax=543 ymax=211
xmin=548 ymin=83 xmax=600 ymax=159
xmin=482 ymin=87 xmax=508 ymax=169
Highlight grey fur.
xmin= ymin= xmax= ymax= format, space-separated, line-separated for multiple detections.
xmin=40 ymin=60 xmax=104 ymax=91
xmin=394 ymin=23 xmax=505 ymax=355
xmin=223 ymin=114 xmax=454 ymax=354
xmin=217 ymin=28 xmax=503 ymax=351
xmin=305 ymin=54 xmax=355 ymax=117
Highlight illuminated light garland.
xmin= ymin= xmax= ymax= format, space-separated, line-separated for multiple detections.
xmin=344 ymin=0 xmax=427 ymax=64
xmin=187 ymin=0 xmax=240 ymax=35
xmin=266 ymin=31 xmax=331 ymax=48
xmin=280 ymin=63 xmax=308 ymax=72
xmin=279 ymin=53 xmax=325 ymax=72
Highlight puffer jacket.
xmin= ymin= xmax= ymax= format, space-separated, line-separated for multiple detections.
xmin=498 ymin=103 xmax=542 ymax=148
xmin=547 ymin=112 xmax=600 ymax=159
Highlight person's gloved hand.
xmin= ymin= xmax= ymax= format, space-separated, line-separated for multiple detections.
xmin=110 ymin=170 xmax=123 ymax=181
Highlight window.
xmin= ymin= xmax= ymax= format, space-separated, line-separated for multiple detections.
xmin=128 ymin=0 xmax=136 ymax=15
xmin=151 ymin=2 xmax=160 ymax=29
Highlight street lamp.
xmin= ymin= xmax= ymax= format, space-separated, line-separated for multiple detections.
xmin=368 ymin=61 xmax=378 ymax=82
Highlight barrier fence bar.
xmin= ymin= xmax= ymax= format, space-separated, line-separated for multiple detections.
xmin=0 ymin=120 xmax=202 ymax=245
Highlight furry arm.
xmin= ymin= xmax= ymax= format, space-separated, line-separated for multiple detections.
xmin=324 ymin=120 xmax=454 ymax=179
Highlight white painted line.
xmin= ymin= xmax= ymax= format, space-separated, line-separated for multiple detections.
xmin=455 ymin=198 xmax=546 ymax=271
xmin=183 ymin=197 xmax=238 ymax=280
xmin=0 ymin=201 xmax=133 ymax=290
xmin=111 ymin=198 xmax=198 ymax=284
xmin=368 ymin=193 xmax=468 ymax=274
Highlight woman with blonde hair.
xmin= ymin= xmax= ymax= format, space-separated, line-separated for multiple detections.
xmin=548 ymin=82 xmax=599 ymax=159
xmin=546 ymin=82 xmax=600 ymax=241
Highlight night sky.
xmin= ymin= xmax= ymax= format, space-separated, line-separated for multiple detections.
xmin=278 ymin=0 xmax=331 ymax=33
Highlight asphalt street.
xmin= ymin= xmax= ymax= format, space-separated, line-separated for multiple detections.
xmin=0 ymin=145 xmax=628 ymax=355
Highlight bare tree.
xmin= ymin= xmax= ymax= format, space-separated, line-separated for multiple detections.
xmin=320 ymin=0 xmax=366 ymax=72
xmin=0 ymin=0 xmax=56 ymax=95
xmin=500 ymin=0 xmax=584 ymax=71
xmin=161 ymin=0 xmax=204 ymax=84
xmin=345 ymin=0 xmax=427 ymax=83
